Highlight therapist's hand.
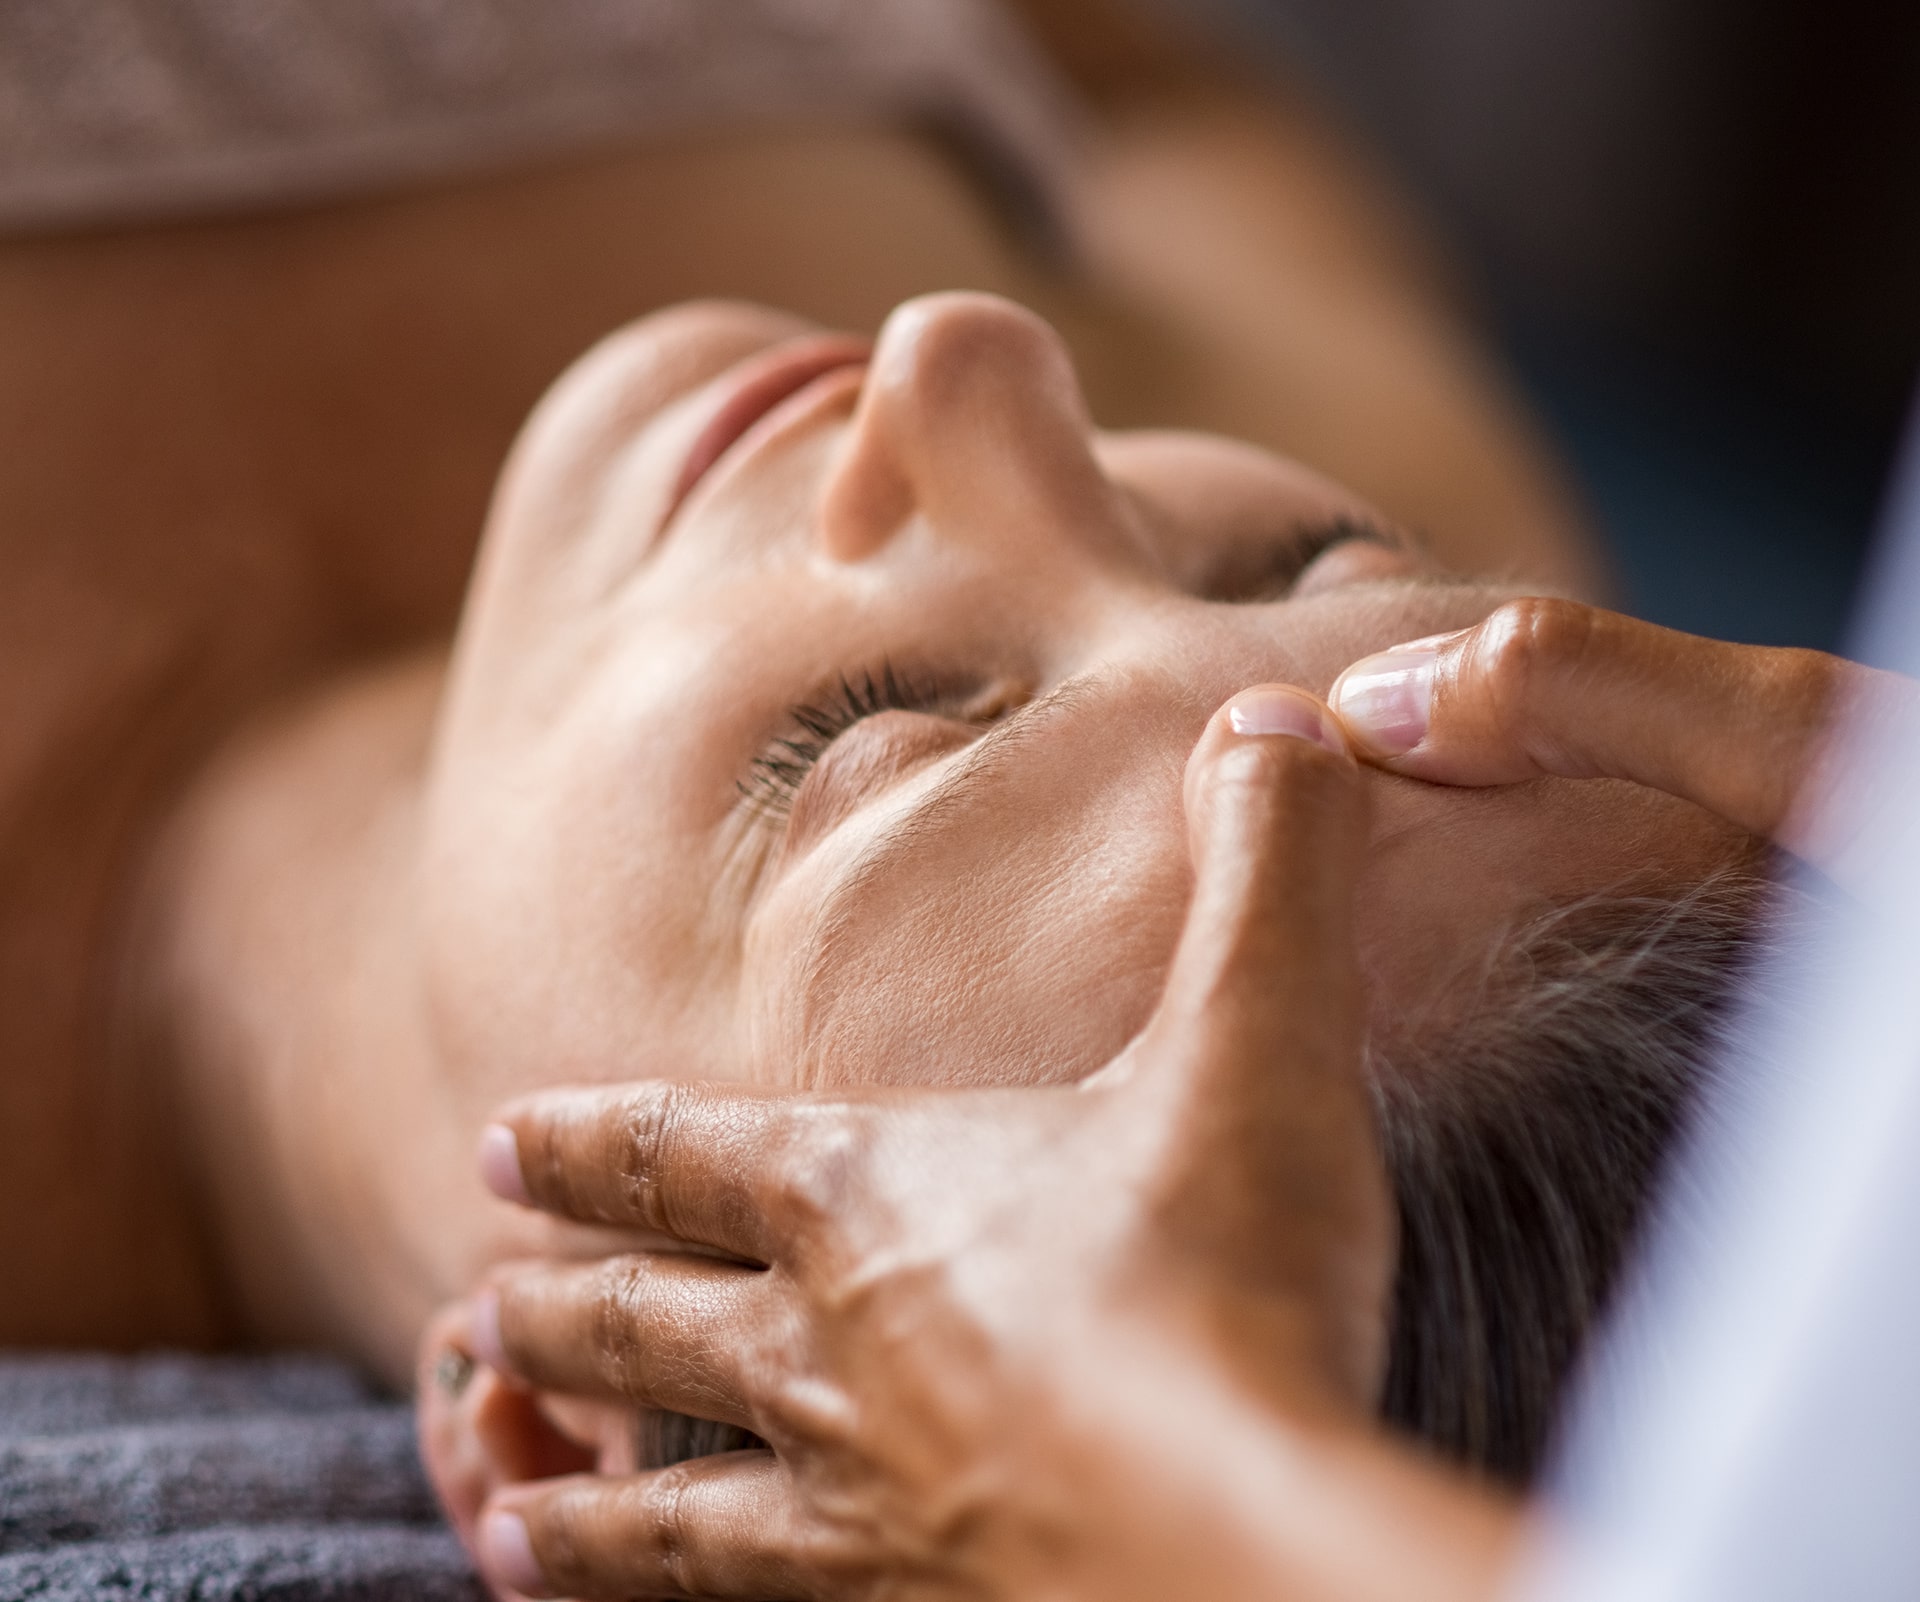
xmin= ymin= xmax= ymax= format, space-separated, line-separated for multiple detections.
xmin=421 ymin=688 xmax=1461 ymax=1602
xmin=1329 ymin=597 xmax=1911 ymax=882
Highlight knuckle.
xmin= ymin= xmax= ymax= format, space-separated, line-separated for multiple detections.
xmin=789 ymin=1526 xmax=869 ymax=1596
xmin=589 ymin=1259 xmax=653 ymax=1399
xmin=1472 ymin=597 xmax=1595 ymax=721
xmin=759 ymin=1362 xmax=859 ymax=1450
xmin=611 ymin=1082 xmax=690 ymax=1234
xmin=636 ymin=1462 xmax=703 ymax=1595
xmin=1206 ymin=737 xmax=1353 ymax=844
xmin=1214 ymin=734 xmax=1309 ymax=792
xmin=759 ymin=1104 xmax=870 ymax=1237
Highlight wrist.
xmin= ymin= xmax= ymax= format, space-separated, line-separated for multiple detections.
xmin=1006 ymin=1309 xmax=1522 ymax=1602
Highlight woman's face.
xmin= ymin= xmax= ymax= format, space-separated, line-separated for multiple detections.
xmin=422 ymin=294 xmax=1733 ymax=1099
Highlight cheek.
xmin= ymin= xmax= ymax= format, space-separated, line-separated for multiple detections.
xmin=753 ymin=790 xmax=1191 ymax=1090
xmin=419 ymin=729 xmax=737 ymax=1098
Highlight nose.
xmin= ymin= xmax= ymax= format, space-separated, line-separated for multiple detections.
xmin=817 ymin=293 xmax=1126 ymax=565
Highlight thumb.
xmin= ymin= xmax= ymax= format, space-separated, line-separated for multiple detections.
xmin=1328 ymin=599 xmax=1880 ymax=853
xmin=1131 ymin=685 xmax=1391 ymax=1403
xmin=1156 ymin=686 xmax=1372 ymax=1096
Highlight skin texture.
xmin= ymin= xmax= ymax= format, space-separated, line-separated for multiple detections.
xmin=421 ymin=606 xmax=1906 ymax=1602
xmin=3 ymin=66 xmax=1599 ymax=1352
xmin=422 ymin=697 xmax=1518 ymax=1602
xmin=142 ymin=286 xmax=1740 ymax=1380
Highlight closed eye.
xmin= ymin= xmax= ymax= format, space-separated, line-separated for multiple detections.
xmin=1199 ymin=514 xmax=1404 ymax=604
xmin=740 ymin=663 xmax=996 ymax=822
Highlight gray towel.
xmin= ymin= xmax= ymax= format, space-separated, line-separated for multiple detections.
xmin=0 ymin=1351 xmax=482 ymax=1602
xmin=0 ymin=0 xmax=1082 ymax=246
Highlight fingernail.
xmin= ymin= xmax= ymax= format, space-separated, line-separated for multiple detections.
xmin=479 ymin=1123 xmax=531 ymax=1205
xmin=480 ymin=1509 xmax=549 ymax=1598
xmin=1225 ymin=688 xmax=1345 ymax=752
xmin=469 ymin=1287 xmax=511 ymax=1375
xmin=1331 ymin=649 xmax=1437 ymax=756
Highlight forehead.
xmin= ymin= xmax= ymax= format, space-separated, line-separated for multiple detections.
xmin=1358 ymin=770 xmax=1751 ymax=1034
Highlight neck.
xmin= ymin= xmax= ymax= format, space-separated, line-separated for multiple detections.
xmin=131 ymin=653 xmax=477 ymax=1382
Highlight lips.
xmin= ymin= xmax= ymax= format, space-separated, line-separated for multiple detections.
xmin=665 ymin=334 xmax=872 ymax=526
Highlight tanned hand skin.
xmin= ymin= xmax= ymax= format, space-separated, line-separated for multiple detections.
xmin=1331 ymin=598 xmax=1906 ymax=887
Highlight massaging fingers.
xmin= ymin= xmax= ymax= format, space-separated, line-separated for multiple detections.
xmin=475 ymin=1255 xmax=760 ymax=1428
xmin=483 ymin=1081 xmax=794 ymax=1260
xmin=1329 ymin=598 xmax=1865 ymax=848
xmin=1130 ymin=687 xmax=1394 ymax=1398
xmin=416 ymin=1305 xmax=601 ymax=1572
xmin=478 ymin=1457 xmax=816 ymax=1601
xmin=1158 ymin=686 xmax=1372 ymax=1089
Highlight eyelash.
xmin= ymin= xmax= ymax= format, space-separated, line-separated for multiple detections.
xmin=740 ymin=518 xmax=1396 ymax=819
xmin=740 ymin=661 xmax=948 ymax=819
xmin=1206 ymin=515 xmax=1399 ymax=604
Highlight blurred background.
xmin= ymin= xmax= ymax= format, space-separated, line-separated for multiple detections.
xmin=1214 ymin=0 xmax=1920 ymax=648
xmin=12 ymin=0 xmax=1915 ymax=650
